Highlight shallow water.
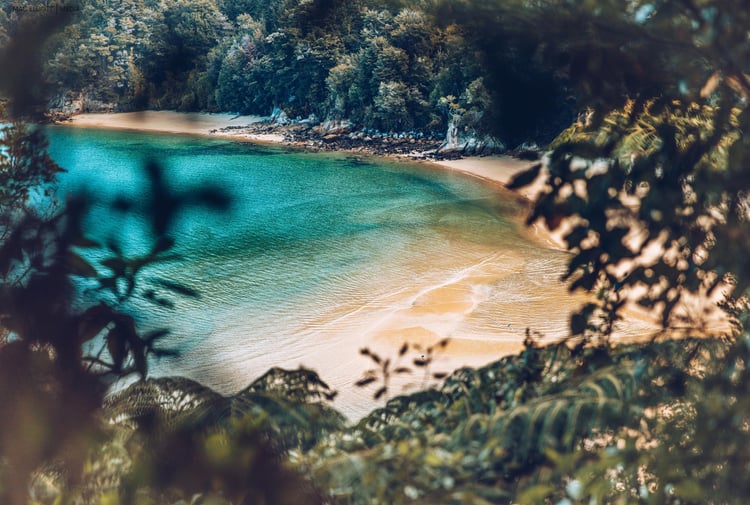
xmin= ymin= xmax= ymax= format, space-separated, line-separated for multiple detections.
xmin=47 ymin=126 xmax=594 ymax=418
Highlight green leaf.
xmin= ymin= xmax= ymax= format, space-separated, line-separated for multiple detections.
xmin=143 ymin=328 xmax=170 ymax=344
xmin=564 ymin=225 xmax=590 ymax=248
xmin=151 ymin=236 xmax=175 ymax=255
xmin=143 ymin=289 xmax=175 ymax=309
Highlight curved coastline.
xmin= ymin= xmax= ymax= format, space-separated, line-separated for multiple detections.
xmin=65 ymin=112 xmax=563 ymax=248
xmin=62 ymin=111 xmax=659 ymax=419
xmin=65 ymin=112 xmax=534 ymax=194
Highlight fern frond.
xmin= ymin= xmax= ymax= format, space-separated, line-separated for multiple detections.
xmin=490 ymin=361 xmax=643 ymax=468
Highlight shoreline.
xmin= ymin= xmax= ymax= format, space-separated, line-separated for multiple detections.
xmin=61 ymin=111 xmax=664 ymax=418
xmin=60 ymin=111 xmax=265 ymax=136
xmin=63 ymin=112 xmax=536 ymax=191
xmin=65 ymin=111 xmax=566 ymax=251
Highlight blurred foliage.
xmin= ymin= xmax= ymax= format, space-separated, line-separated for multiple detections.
xmin=6 ymin=1 xmax=750 ymax=505
xmin=0 ymin=4 xmax=72 ymax=119
xmin=0 ymin=123 xmax=63 ymax=232
xmin=495 ymin=1 xmax=750 ymax=499
xmin=301 ymin=335 xmax=750 ymax=504
xmin=0 ymin=140 xmax=231 ymax=503
xmin=1 ymin=14 xmax=244 ymax=504
xmin=0 ymin=90 xmax=330 ymax=504
xmin=96 ymin=368 xmax=341 ymax=505
xmin=18 ymin=331 xmax=750 ymax=505
xmin=501 ymin=0 xmax=750 ymax=340
xmin=356 ymin=339 xmax=451 ymax=401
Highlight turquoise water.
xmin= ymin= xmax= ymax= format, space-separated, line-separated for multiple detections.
xmin=46 ymin=126 xmax=580 ymax=417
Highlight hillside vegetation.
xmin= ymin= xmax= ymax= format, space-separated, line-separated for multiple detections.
xmin=3 ymin=0 xmax=571 ymax=146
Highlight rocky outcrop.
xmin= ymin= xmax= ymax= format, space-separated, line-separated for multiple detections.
xmin=215 ymin=120 xmax=446 ymax=158
xmin=270 ymin=107 xmax=291 ymax=125
xmin=438 ymin=118 xmax=505 ymax=155
xmin=48 ymin=91 xmax=118 ymax=121
xmin=312 ymin=119 xmax=353 ymax=137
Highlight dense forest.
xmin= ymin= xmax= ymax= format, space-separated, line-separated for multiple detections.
xmin=3 ymin=0 xmax=750 ymax=504
xmin=2 ymin=0 xmax=571 ymax=145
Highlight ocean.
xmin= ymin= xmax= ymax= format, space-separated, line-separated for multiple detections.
xmin=46 ymin=126 xmax=585 ymax=418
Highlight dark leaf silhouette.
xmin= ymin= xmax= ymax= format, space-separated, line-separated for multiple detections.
xmin=355 ymin=376 xmax=377 ymax=387
xmin=507 ymin=162 xmax=542 ymax=190
xmin=398 ymin=342 xmax=409 ymax=356
xmin=65 ymin=251 xmax=98 ymax=278
xmin=152 ymin=278 xmax=201 ymax=299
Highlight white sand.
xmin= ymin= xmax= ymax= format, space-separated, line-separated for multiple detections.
xmin=68 ymin=111 xmax=263 ymax=135
xmin=430 ymin=155 xmax=544 ymax=200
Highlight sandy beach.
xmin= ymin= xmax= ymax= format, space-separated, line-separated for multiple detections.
xmin=68 ymin=111 xmax=262 ymax=135
xmin=65 ymin=111 xmax=662 ymax=418
xmin=69 ymin=111 xmax=288 ymax=143
xmin=430 ymin=156 xmax=543 ymax=200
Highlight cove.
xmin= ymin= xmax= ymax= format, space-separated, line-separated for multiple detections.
xmin=46 ymin=125 xmax=583 ymax=418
